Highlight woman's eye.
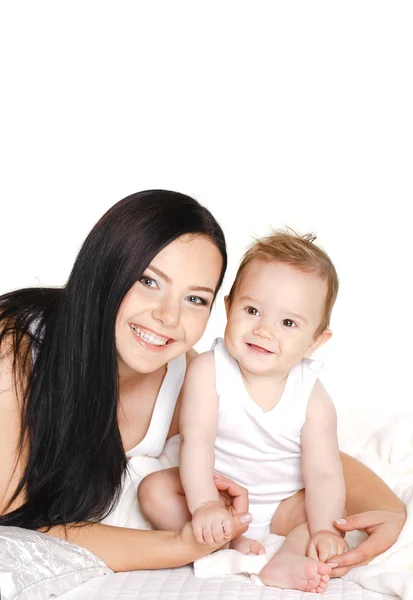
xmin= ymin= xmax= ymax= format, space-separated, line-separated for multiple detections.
xmin=246 ymin=306 xmax=260 ymax=316
xmin=282 ymin=319 xmax=296 ymax=328
xmin=139 ymin=276 xmax=158 ymax=289
xmin=187 ymin=295 xmax=207 ymax=306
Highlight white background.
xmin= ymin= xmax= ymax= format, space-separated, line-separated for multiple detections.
xmin=1 ymin=2 xmax=412 ymax=445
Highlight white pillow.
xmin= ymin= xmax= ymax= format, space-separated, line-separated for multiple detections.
xmin=0 ymin=525 xmax=112 ymax=600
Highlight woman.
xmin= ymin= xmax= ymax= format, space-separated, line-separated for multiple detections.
xmin=0 ymin=190 xmax=406 ymax=575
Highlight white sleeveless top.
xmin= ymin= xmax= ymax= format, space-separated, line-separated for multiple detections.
xmin=126 ymin=354 xmax=186 ymax=458
xmin=212 ymin=337 xmax=323 ymax=532
xmin=101 ymin=352 xmax=186 ymax=528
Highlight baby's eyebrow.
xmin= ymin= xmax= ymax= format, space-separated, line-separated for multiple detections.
xmin=147 ymin=265 xmax=214 ymax=295
xmin=238 ymin=295 xmax=258 ymax=304
xmin=284 ymin=311 xmax=308 ymax=324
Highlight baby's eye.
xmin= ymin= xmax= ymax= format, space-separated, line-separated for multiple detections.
xmin=187 ymin=295 xmax=207 ymax=306
xmin=282 ymin=319 xmax=297 ymax=328
xmin=246 ymin=306 xmax=260 ymax=316
xmin=139 ymin=276 xmax=158 ymax=289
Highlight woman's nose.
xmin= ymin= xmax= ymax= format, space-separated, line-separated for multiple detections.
xmin=152 ymin=298 xmax=180 ymax=328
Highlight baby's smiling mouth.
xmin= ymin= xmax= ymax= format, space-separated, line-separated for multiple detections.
xmin=130 ymin=324 xmax=175 ymax=346
xmin=246 ymin=342 xmax=274 ymax=354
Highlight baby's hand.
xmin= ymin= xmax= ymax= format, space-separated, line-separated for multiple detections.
xmin=307 ymin=529 xmax=349 ymax=563
xmin=192 ymin=501 xmax=233 ymax=546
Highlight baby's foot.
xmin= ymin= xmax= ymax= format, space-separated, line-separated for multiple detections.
xmin=230 ymin=535 xmax=266 ymax=555
xmin=259 ymin=551 xmax=331 ymax=593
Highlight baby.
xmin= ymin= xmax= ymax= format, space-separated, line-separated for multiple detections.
xmin=139 ymin=230 xmax=348 ymax=593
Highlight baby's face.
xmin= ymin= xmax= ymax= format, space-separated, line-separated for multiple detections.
xmin=224 ymin=259 xmax=331 ymax=377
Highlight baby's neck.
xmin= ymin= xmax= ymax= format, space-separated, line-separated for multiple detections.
xmin=237 ymin=362 xmax=290 ymax=412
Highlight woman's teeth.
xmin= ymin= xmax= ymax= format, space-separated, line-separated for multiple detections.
xmin=131 ymin=325 xmax=169 ymax=346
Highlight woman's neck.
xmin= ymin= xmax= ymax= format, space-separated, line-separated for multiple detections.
xmin=118 ymin=363 xmax=166 ymax=388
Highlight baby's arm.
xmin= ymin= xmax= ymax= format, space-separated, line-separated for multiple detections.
xmin=179 ymin=352 xmax=231 ymax=545
xmin=301 ymin=379 xmax=348 ymax=562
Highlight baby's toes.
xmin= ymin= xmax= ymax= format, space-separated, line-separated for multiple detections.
xmin=317 ymin=562 xmax=332 ymax=575
xmin=248 ymin=540 xmax=266 ymax=555
xmin=317 ymin=577 xmax=330 ymax=593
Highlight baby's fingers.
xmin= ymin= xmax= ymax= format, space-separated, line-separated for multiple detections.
xmin=192 ymin=522 xmax=205 ymax=544
xmin=211 ymin=520 xmax=225 ymax=545
xmin=203 ymin=524 xmax=216 ymax=546
xmin=307 ymin=540 xmax=319 ymax=561
xmin=336 ymin=540 xmax=349 ymax=556
xmin=250 ymin=540 xmax=266 ymax=555
xmin=223 ymin=519 xmax=233 ymax=540
xmin=318 ymin=541 xmax=332 ymax=563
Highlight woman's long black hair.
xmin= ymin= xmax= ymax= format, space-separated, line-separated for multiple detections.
xmin=0 ymin=190 xmax=227 ymax=529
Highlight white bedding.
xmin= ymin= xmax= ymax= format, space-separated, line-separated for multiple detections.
xmin=58 ymin=413 xmax=412 ymax=600
xmin=193 ymin=414 xmax=413 ymax=599
xmin=1 ymin=414 xmax=411 ymax=600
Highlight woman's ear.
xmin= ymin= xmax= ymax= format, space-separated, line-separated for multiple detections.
xmin=305 ymin=329 xmax=332 ymax=358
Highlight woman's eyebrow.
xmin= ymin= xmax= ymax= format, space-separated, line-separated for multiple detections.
xmin=147 ymin=265 xmax=172 ymax=283
xmin=147 ymin=265 xmax=215 ymax=295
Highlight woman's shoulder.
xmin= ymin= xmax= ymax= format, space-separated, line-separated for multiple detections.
xmin=0 ymin=334 xmax=27 ymax=515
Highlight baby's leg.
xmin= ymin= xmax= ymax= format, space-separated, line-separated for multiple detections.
xmin=138 ymin=467 xmax=191 ymax=530
xmin=259 ymin=518 xmax=331 ymax=592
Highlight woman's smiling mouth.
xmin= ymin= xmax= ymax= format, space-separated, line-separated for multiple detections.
xmin=130 ymin=324 xmax=175 ymax=350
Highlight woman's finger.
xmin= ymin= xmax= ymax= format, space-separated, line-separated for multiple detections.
xmin=329 ymin=538 xmax=376 ymax=568
xmin=231 ymin=513 xmax=252 ymax=539
xmin=213 ymin=475 xmax=249 ymax=514
xmin=330 ymin=557 xmax=370 ymax=577
xmin=334 ymin=513 xmax=384 ymax=532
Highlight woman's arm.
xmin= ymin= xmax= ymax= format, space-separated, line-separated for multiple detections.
xmin=274 ymin=451 xmax=405 ymax=536
xmin=1 ymin=348 xmax=252 ymax=573
xmin=47 ymin=475 xmax=252 ymax=571
xmin=328 ymin=453 xmax=406 ymax=575
xmin=340 ymin=452 xmax=405 ymax=513
xmin=44 ymin=512 xmax=252 ymax=572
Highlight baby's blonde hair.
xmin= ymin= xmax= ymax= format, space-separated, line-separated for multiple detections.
xmin=228 ymin=229 xmax=339 ymax=337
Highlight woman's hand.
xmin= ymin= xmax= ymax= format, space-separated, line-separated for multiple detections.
xmin=328 ymin=509 xmax=406 ymax=576
xmin=178 ymin=511 xmax=252 ymax=559
xmin=213 ymin=472 xmax=249 ymax=515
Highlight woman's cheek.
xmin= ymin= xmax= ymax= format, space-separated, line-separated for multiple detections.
xmin=185 ymin=310 xmax=210 ymax=344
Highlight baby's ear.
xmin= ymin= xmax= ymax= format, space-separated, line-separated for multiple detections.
xmin=305 ymin=329 xmax=332 ymax=358
xmin=224 ymin=295 xmax=230 ymax=317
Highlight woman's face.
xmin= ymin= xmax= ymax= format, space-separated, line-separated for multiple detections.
xmin=115 ymin=234 xmax=223 ymax=377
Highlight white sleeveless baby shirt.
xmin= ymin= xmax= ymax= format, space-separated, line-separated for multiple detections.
xmin=212 ymin=337 xmax=323 ymax=539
